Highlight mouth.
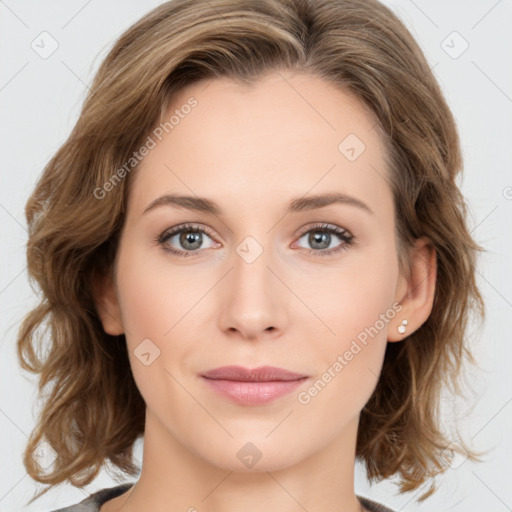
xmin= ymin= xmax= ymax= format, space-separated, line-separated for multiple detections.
xmin=200 ymin=365 xmax=309 ymax=406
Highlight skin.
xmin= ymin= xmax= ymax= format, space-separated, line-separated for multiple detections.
xmin=95 ymin=70 xmax=436 ymax=512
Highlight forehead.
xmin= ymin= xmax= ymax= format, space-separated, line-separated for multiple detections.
xmin=129 ymin=71 xmax=392 ymax=219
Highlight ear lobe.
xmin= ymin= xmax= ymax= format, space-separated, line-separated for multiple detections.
xmin=91 ymin=271 xmax=124 ymax=336
xmin=388 ymin=237 xmax=437 ymax=342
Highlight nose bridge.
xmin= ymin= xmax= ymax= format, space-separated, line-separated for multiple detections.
xmin=218 ymin=232 xmax=286 ymax=338
xmin=232 ymin=232 xmax=276 ymax=307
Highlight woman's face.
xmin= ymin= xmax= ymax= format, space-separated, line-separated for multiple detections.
xmin=102 ymin=71 xmax=410 ymax=472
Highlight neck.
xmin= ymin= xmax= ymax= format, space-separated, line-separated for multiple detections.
xmin=108 ymin=409 xmax=364 ymax=512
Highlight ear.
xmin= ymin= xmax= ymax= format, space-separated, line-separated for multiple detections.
xmin=388 ymin=237 xmax=436 ymax=342
xmin=91 ymin=270 xmax=125 ymax=336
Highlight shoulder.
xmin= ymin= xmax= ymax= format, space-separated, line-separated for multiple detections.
xmin=357 ymin=494 xmax=396 ymax=512
xmin=49 ymin=484 xmax=134 ymax=512
xmin=49 ymin=485 xmax=390 ymax=512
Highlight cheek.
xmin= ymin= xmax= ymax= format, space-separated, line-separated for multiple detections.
xmin=114 ymin=246 xmax=198 ymax=420
xmin=116 ymin=242 xmax=204 ymax=339
xmin=297 ymin=246 xmax=400 ymax=408
xmin=114 ymin=242 xmax=213 ymax=392
xmin=303 ymin=245 xmax=399 ymax=347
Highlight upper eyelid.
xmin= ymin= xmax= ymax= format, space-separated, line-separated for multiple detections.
xmin=160 ymin=223 xmax=215 ymax=240
xmin=297 ymin=223 xmax=351 ymax=237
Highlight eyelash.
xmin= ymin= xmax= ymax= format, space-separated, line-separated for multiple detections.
xmin=156 ymin=222 xmax=354 ymax=258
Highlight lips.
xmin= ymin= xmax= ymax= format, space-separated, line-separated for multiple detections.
xmin=200 ymin=365 xmax=309 ymax=406
xmin=201 ymin=365 xmax=308 ymax=382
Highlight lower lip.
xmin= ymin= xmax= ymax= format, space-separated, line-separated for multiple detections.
xmin=201 ymin=377 xmax=307 ymax=405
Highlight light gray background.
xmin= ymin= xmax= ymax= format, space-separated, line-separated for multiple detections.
xmin=1 ymin=1 xmax=511 ymax=511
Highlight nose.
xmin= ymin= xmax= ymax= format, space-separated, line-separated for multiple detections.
xmin=218 ymin=238 xmax=288 ymax=341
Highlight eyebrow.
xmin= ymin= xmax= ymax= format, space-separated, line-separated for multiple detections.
xmin=143 ymin=192 xmax=374 ymax=216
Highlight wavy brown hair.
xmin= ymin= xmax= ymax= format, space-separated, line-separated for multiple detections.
xmin=18 ymin=0 xmax=485 ymax=504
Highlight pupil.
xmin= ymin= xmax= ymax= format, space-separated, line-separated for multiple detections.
xmin=310 ymin=231 xmax=330 ymax=249
xmin=181 ymin=231 xmax=201 ymax=250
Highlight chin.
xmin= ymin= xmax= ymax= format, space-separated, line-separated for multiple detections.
xmin=193 ymin=434 xmax=312 ymax=474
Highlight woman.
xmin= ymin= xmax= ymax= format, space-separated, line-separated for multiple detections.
xmin=17 ymin=0 xmax=485 ymax=511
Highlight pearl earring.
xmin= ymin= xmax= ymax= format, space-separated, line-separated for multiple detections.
xmin=397 ymin=319 xmax=408 ymax=334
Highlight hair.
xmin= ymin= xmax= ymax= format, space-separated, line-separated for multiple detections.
xmin=18 ymin=0 xmax=485 ymax=504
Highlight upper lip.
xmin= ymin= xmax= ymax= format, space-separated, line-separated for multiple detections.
xmin=201 ymin=365 xmax=308 ymax=382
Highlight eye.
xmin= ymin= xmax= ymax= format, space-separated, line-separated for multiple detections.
xmin=293 ymin=223 xmax=354 ymax=257
xmin=157 ymin=223 xmax=219 ymax=257
xmin=157 ymin=222 xmax=354 ymax=258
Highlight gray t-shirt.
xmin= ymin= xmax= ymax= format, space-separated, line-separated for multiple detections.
xmin=50 ymin=483 xmax=396 ymax=512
